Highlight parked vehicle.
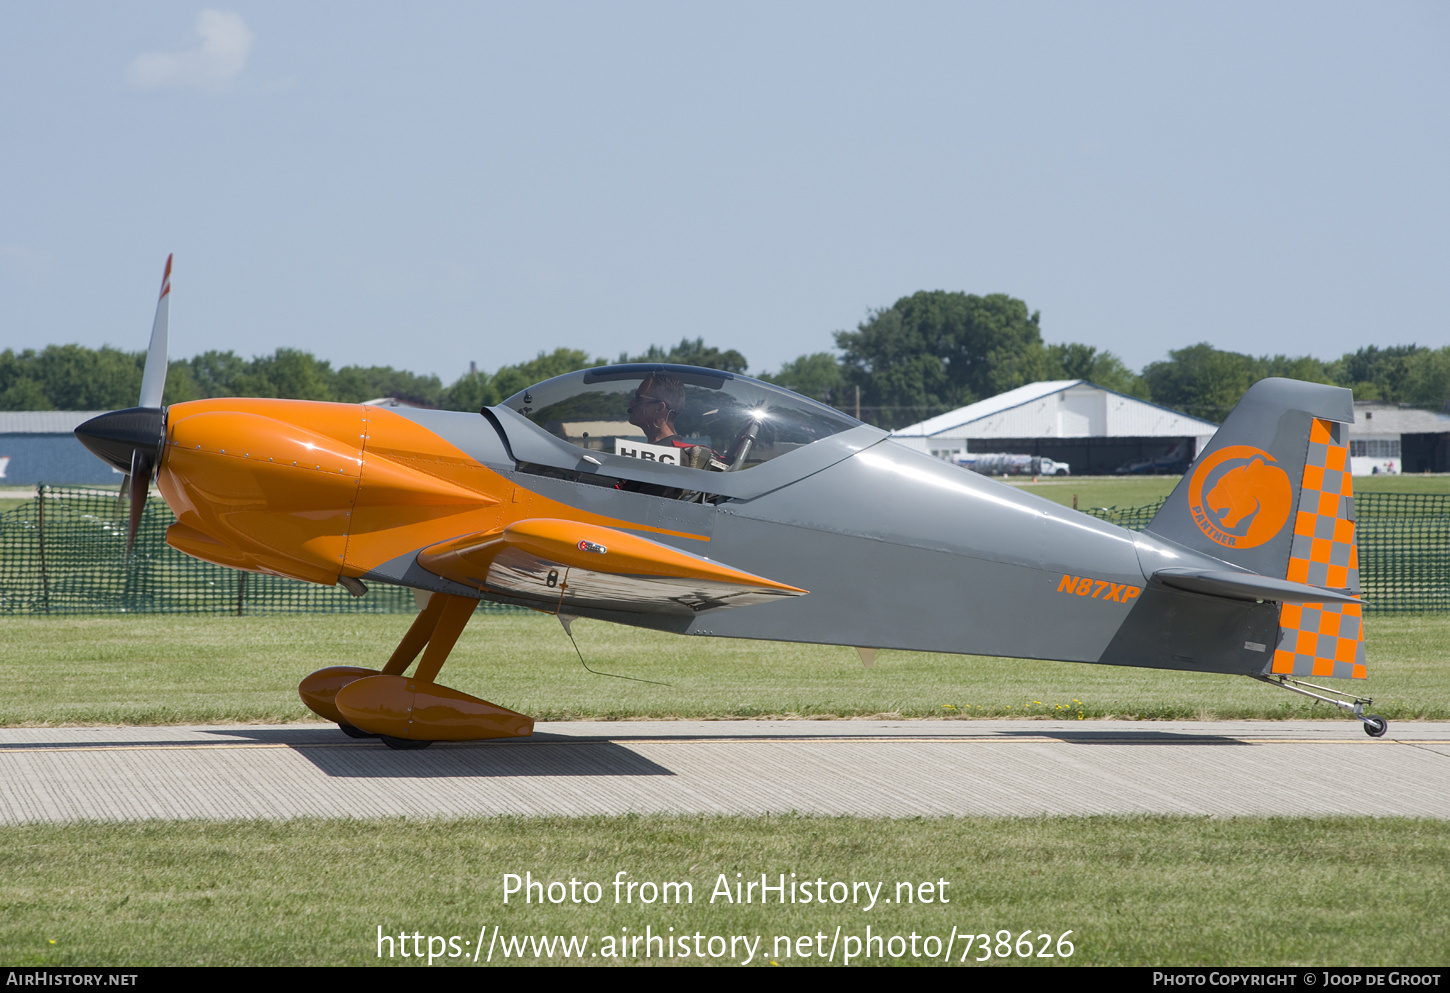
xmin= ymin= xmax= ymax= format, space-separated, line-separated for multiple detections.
xmin=956 ymin=453 xmax=1070 ymax=477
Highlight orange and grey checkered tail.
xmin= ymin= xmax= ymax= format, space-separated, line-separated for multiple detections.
xmin=1271 ymin=417 xmax=1367 ymax=680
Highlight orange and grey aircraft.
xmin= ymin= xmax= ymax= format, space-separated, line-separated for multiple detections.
xmin=76 ymin=258 xmax=1387 ymax=748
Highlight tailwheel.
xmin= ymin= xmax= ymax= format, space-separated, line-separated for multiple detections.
xmin=1252 ymin=674 xmax=1386 ymax=737
xmin=380 ymin=735 xmax=433 ymax=751
xmin=337 ymin=722 xmax=376 ymax=739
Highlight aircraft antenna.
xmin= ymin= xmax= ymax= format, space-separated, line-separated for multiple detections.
xmin=558 ymin=615 xmax=671 ymax=686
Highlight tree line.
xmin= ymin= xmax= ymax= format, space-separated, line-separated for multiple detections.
xmin=3 ymin=289 xmax=1446 ymax=428
xmin=766 ymin=292 xmax=1450 ymax=427
xmin=0 ymin=337 xmax=748 ymax=415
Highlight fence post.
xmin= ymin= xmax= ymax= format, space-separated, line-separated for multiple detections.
xmin=237 ymin=570 xmax=245 ymax=616
xmin=36 ymin=482 xmax=50 ymax=615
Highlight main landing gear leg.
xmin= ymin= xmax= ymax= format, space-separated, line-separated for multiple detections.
xmin=1250 ymin=674 xmax=1388 ymax=737
xmin=299 ymin=593 xmax=534 ymax=748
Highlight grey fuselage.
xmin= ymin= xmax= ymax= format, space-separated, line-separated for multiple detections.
xmin=362 ymin=405 xmax=1275 ymax=677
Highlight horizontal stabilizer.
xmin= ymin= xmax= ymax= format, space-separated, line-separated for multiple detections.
xmin=1152 ymin=567 xmax=1360 ymax=606
xmin=417 ymin=518 xmax=807 ymax=614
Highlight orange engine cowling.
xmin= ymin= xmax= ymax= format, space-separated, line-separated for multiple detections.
xmin=156 ymin=400 xmax=514 ymax=587
xmin=157 ymin=398 xmax=367 ymax=585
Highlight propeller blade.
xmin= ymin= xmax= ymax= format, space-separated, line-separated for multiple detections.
xmin=137 ymin=254 xmax=171 ymax=408
xmin=126 ymin=450 xmax=153 ymax=557
xmin=75 ymin=254 xmax=175 ymax=553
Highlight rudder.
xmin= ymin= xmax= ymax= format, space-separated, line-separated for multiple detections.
xmin=1271 ymin=416 xmax=1367 ymax=680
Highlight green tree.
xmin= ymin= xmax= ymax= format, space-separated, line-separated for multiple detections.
xmin=761 ymin=352 xmax=848 ymax=406
xmin=1400 ymin=346 xmax=1450 ymax=411
xmin=627 ymin=337 xmax=748 ymax=373
xmin=1045 ymin=343 xmax=1149 ymax=398
xmin=1142 ymin=344 xmax=1259 ymax=421
xmin=1329 ymin=345 xmax=1426 ymax=402
xmin=0 ymin=345 xmax=198 ymax=408
xmin=0 ymin=349 xmax=46 ymax=410
xmin=334 ymin=365 xmax=444 ymax=406
xmin=0 ymin=379 xmax=51 ymax=410
xmin=1261 ymin=354 xmax=1334 ymax=385
xmin=186 ymin=351 xmax=251 ymax=398
xmin=442 ymin=370 xmax=497 ymax=411
xmin=15 ymin=344 xmax=144 ymax=410
xmin=835 ymin=291 xmax=1051 ymax=427
xmin=232 ymin=349 xmax=338 ymax=401
xmin=1144 ymin=344 xmax=1338 ymax=421
xmin=162 ymin=359 xmax=203 ymax=404
xmin=489 ymin=348 xmax=604 ymax=402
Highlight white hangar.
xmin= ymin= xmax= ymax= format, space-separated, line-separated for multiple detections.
xmin=1349 ymin=402 xmax=1450 ymax=475
xmin=889 ymin=380 xmax=1220 ymax=476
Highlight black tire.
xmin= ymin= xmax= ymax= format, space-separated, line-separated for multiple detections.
xmin=1363 ymin=715 xmax=1389 ymax=738
xmin=380 ymin=735 xmax=433 ymax=751
xmin=337 ymin=722 xmax=376 ymax=739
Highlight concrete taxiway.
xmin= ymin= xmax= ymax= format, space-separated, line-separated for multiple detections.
xmin=2 ymin=720 xmax=1447 ymax=824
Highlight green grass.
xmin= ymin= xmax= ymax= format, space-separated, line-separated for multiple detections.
xmin=1005 ymin=475 xmax=1180 ymax=510
xmin=3 ymin=815 xmax=1447 ymax=966
xmin=0 ymin=612 xmax=1445 ymax=726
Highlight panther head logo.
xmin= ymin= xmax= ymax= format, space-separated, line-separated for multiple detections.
xmin=1188 ymin=447 xmax=1293 ymax=549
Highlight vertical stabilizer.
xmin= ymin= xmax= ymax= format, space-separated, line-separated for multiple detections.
xmin=1145 ymin=379 xmax=1365 ymax=680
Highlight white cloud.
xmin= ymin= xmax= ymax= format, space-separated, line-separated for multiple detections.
xmin=127 ymin=10 xmax=254 ymax=91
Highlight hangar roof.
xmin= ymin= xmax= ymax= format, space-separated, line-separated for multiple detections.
xmin=0 ymin=411 xmax=107 ymax=434
xmin=891 ymin=381 xmax=1219 ymax=441
xmin=1351 ymin=402 xmax=1450 ymax=436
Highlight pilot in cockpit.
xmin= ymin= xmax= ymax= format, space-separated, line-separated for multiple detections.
xmin=623 ymin=373 xmax=725 ymax=481
xmin=626 ymin=373 xmax=687 ymax=446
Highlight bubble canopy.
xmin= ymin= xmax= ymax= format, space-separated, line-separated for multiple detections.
xmin=501 ymin=364 xmax=861 ymax=470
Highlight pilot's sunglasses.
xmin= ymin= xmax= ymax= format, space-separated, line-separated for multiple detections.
xmin=630 ymin=393 xmax=666 ymax=405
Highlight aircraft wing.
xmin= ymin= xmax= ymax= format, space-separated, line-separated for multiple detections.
xmin=416 ymin=518 xmax=807 ymax=615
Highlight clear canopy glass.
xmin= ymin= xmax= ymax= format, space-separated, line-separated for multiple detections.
xmin=501 ymin=364 xmax=861 ymax=470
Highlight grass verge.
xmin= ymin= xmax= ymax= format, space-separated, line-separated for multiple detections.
xmin=1 ymin=612 xmax=1445 ymax=725
xmin=3 ymin=815 xmax=1447 ymax=967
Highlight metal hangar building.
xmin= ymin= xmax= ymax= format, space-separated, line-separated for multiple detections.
xmin=888 ymin=380 xmax=1221 ymax=476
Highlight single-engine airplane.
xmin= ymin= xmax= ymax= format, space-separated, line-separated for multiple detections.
xmin=77 ymin=258 xmax=1387 ymax=747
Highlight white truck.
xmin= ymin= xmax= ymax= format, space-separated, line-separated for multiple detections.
xmin=955 ymin=453 xmax=1070 ymax=477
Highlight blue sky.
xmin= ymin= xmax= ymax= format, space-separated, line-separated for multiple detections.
xmin=2 ymin=2 xmax=1446 ymax=385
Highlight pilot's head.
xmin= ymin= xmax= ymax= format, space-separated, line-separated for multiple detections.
xmin=627 ymin=373 xmax=686 ymax=442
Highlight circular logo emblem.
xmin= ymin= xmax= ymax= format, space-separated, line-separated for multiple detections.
xmin=1187 ymin=445 xmax=1293 ymax=549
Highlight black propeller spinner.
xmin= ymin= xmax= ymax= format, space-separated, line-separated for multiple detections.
xmin=74 ymin=406 xmax=166 ymax=555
